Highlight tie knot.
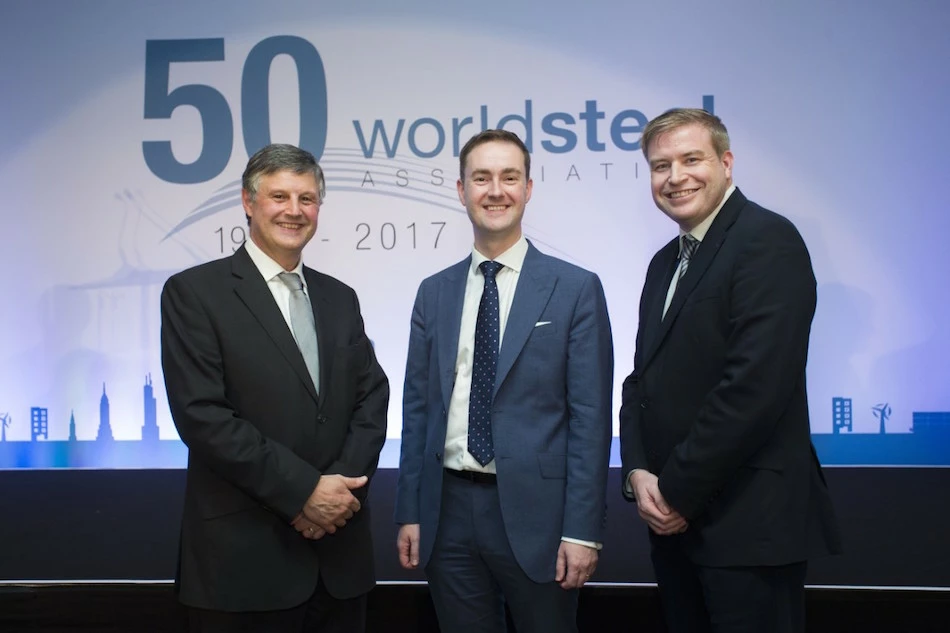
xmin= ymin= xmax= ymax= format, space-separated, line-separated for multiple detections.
xmin=479 ymin=260 xmax=504 ymax=280
xmin=681 ymin=234 xmax=700 ymax=261
xmin=278 ymin=271 xmax=304 ymax=292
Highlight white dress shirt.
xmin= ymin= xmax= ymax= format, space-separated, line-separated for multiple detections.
xmin=244 ymin=237 xmax=309 ymax=342
xmin=443 ymin=236 xmax=527 ymax=473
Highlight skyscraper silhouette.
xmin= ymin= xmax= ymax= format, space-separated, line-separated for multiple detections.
xmin=832 ymin=397 xmax=853 ymax=434
xmin=142 ymin=374 xmax=159 ymax=442
xmin=31 ymin=407 xmax=48 ymax=441
xmin=97 ymin=383 xmax=114 ymax=442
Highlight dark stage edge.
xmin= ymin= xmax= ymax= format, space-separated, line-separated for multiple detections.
xmin=2 ymin=468 xmax=950 ymax=587
xmin=1 ymin=584 xmax=949 ymax=632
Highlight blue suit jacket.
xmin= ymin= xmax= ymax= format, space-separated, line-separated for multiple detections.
xmin=395 ymin=241 xmax=614 ymax=582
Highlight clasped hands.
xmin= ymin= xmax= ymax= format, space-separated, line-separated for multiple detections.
xmin=629 ymin=469 xmax=688 ymax=536
xmin=291 ymin=474 xmax=367 ymax=541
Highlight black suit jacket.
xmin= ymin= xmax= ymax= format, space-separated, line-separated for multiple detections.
xmin=161 ymin=245 xmax=389 ymax=611
xmin=619 ymin=188 xmax=841 ymax=567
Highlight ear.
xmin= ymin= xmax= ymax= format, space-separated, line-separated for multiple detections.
xmin=721 ymin=150 xmax=734 ymax=180
xmin=241 ymin=189 xmax=254 ymax=217
xmin=456 ymin=178 xmax=466 ymax=206
xmin=524 ymin=178 xmax=533 ymax=204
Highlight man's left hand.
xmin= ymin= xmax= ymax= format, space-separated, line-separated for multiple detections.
xmin=555 ymin=541 xmax=598 ymax=590
xmin=291 ymin=513 xmax=326 ymax=540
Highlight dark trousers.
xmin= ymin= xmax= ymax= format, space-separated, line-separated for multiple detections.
xmin=425 ymin=473 xmax=578 ymax=633
xmin=187 ymin=576 xmax=367 ymax=633
xmin=651 ymin=538 xmax=807 ymax=633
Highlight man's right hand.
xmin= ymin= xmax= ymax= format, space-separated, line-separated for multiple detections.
xmin=302 ymin=474 xmax=367 ymax=534
xmin=397 ymin=523 xmax=421 ymax=570
xmin=630 ymin=469 xmax=689 ymax=536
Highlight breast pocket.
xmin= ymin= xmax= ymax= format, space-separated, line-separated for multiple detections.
xmin=530 ymin=321 xmax=558 ymax=339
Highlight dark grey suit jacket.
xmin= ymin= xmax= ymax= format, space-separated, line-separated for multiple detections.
xmin=620 ymin=188 xmax=841 ymax=567
xmin=161 ymin=245 xmax=388 ymax=611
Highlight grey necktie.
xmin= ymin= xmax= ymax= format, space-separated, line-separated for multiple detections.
xmin=278 ymin=272 xmax=320 ymax=393
xmin=678 ymin=234 xmax=700 ymax=281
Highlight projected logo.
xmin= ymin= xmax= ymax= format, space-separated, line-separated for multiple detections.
xmin=5 ymin=30 xmax=943 ymax=470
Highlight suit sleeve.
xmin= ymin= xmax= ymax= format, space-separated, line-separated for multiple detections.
xmin=618 ymin=256 xmax=663 ymax=501
xmin=618 ymin=372 xmax=648 ymax=501
xmin=161 ymin=273 xmax=319 ymax=521
xmin=659 ymin=220 xmax=817 ymax=519
xmin=394 ymin=282 xmax=429 ymax=525
xmin=562 ymin=273 xmax=614 ymax=542
xmin=322 ymin=287 xmax=390 ymax=494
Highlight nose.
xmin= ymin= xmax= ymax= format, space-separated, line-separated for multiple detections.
xmin=286 ymin=197 xmax=305 ymax=215
xmin=668 ymin=162 xmax=686 ymax=184
xmin=487 ymin=177 xmax=503 ymax=197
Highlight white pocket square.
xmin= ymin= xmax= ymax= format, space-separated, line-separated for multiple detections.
xmin=534 ymin=321 xmax=552 ymax=327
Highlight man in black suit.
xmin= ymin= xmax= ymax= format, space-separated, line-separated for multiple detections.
xmin=619 ymin=109 xmax=841 ymax=633
xmin=161 ymin=143 xmax=389 ymax=632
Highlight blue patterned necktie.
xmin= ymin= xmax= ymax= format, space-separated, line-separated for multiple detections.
xmin=468 ymin=260 xmax=504 ymax=466
xmin=278 ymin=272 xmax=320 ymax=394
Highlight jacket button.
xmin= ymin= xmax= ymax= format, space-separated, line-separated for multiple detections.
xmin=317 ymin=415 xmax=327 ymax=424
xmin=640 ymin=398 xmax=649 ymax=410
xmin=435 ymin=452 xmax=442 ymax=463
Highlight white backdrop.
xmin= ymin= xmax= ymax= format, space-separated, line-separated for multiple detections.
xmin=2 ymin=0 xmax=948 ymax=467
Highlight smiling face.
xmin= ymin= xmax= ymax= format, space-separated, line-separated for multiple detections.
xmin=457 ymin=139 xmax=533 ymax=258
xmin=243 ymin=169 xmax=320 ymax=270
xmin=647 ymin=123 xmax=734 ymax=232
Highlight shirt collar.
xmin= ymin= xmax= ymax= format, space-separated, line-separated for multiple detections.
xmin=244 ymin=237 xmax=307 ymax=289
xmin=471 ymin=235 xmax=528 ymax=275
xmin=679 ymin=183 xmax=736 ymax=253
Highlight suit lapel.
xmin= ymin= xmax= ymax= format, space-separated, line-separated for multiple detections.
xmin=639 ymin=189 xmax=746 ymax=370
xmin=231 ymin=246 xmax=319 ymax=404
xmin=303 ymin=267 xmax=330 ymax=406
xmin=437 ymin=259 xmax=469 ymax=411
xmin=639 ymin=240 xmax=679 ymax=364
xmin=495 ymin=243 xmax=556 ymax=394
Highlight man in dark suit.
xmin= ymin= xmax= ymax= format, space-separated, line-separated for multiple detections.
xmin=619 ymin=109 xmax=841 ymax=633
xmin=394 ymin=129 xmax=614 ymax=633
xmin=161 ymin=143 xmax=389 ymax=632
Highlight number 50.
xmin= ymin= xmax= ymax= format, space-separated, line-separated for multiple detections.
xmin=143 ymin=36 xmax=328 ymax=184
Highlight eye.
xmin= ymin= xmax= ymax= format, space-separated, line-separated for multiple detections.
xmin=685 ymin=157 xmax=699 ymax=164
xmin=651 ymin=163 xmax=669 ymax=173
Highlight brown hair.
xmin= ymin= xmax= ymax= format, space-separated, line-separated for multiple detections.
xmin=458 ymin=129 xmax=531 ymax=180
xmin=640 ymin=108 xmax=730 ymax=160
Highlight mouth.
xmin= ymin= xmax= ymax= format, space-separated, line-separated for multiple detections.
xmin=276 ymin=221 xmax=307 ymax=231
xmin=666 ymin=188 xmax=699 ymax=200
xmin=484 ymin=205 xmax=508 ymax=212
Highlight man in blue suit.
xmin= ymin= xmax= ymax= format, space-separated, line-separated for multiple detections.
xmin=394 ymin=129 xmax=614 ymax=633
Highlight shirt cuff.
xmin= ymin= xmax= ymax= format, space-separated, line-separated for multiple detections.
xmin=561 ymin=536 xmax=602 ymax=550
xmin=623 ymin=469 xmax=636 ymax=499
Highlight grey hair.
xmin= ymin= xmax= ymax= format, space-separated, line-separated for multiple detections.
xmin=242 ymin=143 xmax=326 ymax=202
